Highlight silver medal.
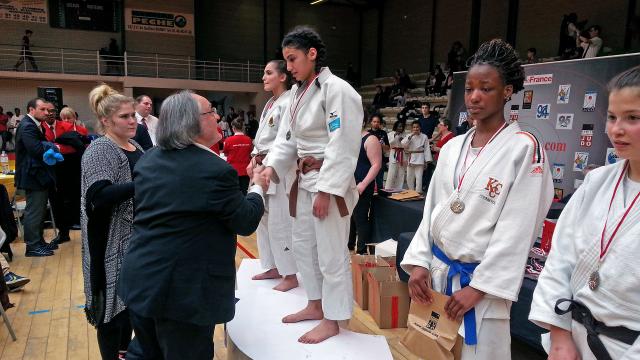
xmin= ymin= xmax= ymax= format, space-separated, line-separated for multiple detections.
xmin=286 ymin=130 xmax=291 ymax=141
xmin=588 ymin=270 xmax=600 ymax=291
xmin=450 ymin=198 xmax=465 ymax=214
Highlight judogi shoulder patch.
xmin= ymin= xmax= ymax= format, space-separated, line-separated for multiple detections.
xmin=328 ymin=111 xmax=341 ymax=132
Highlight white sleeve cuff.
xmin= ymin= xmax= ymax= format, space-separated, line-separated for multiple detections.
xmin=248 ymin=185 xmax=265 ymax=202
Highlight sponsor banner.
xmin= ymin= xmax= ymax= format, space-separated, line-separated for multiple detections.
xmin=536 ymin=104 xmax=550 ymax=120
xmin=0 ymin=0 xmax=48 ymax=23
xmin=556 ymin=113 xmax=574 ymax=130
xmin=524 ymin=74 xmax=553 ymax=85
xmin=552 ymin=163 xmax=565 ymax=184
xmin=580 ymin=124 xmax=593 ymax=147
xmin=125 ymin=8 xmax=194 ymax=36
xmin=557 ymin=84 xmax=571 ymax=104
xmin=509 ymin=109 xmax=519 ymax=122
xmin=545 ymin=142 xmax=567 ymax=152
xmin=458 ymin=111 xmax=468 ymax=126
xmin=522 ymin=90 xmax=533 ymax=109
xmin=573 ymin=152 xmax=589 ymax=172
xmin=606 ymin=148 xmax=620 ymax=165
xmin=583 ymin=91 xmax=597 ymax=112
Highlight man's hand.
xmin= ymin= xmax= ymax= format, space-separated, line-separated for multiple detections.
xmin=548 ymin=326 xmax=580 ymax=360
xmin=252 ymin=165 xmax=268 ymax=192
xmin=407 ymin=266 xmax=433 ymax=304
xmin=312 ymin=191 xmax=330 ymax=219
xmin=444 ymin=286 xmax=485 ymax=321
xmin=246 ymin=160 xmax=254 ymax=179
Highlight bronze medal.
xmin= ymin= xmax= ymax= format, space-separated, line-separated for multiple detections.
xmin=450 ymin=198 xmax=465 ymax=214
xmin=588 ymin=270 xmax=600 ymax=291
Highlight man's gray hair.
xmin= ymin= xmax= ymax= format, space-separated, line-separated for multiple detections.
xmin=156 ymin=90 xmax=201 ymax=150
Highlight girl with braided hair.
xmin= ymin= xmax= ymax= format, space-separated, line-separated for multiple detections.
xmin=400 ymin=39 xmax=553 ymax=358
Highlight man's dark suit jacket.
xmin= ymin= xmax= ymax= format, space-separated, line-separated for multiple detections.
xmin=15 ymin=115 xmax=55 ymax=190
xmin=132 ymin=123 xmax=153 ymax=151
xmin=119 ymin=145 xmax=264 ymax=326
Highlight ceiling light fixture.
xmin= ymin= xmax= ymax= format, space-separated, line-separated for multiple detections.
xmin=310 ymin=0 xmax=325 ymax=4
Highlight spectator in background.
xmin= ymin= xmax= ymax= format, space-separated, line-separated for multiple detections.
xmin=15 ymin=97 xmax=57 ymax=257
xmin=82 ymin=84 xmax=142 ymax=358
xmin=525 ymin=48 xmax=539 ymax=64
xmin=224 ymin=119 xmax=253 ymax=195
xmin=432 ymin=119 xmax=454 ymax=161
xmin=367 ymin=114 xmax=389 ymax=190
xmin=417 ymin=102 xmax=438 ymax=138
xmin=13 ymin=29 xmax=38 ymax=72
xmin=245 ymin=111 xmax=259 ymax=139
xmin=9 ymin=107 xmax=24 ymax=136
xmin=386 ymin=121 xmax=407 ymax=189
xmin=372 ymin=85 xmax=386 ymax=110
xmin=579 ymin=25 xmax=603 ymax=58
xmin=398 ymin=68 xmax=414 ymax=91
xmin=226 ymin=106 xmax=237 ymax=124
xmin=134 ymin=95 xmax=158 ymax=146
xmin=0 ymin=107 xmax=10 ymax=152
xmin=401 ymin=121 xmax=432 ymax=193
xmin=426 ymin=65 xmax=446 ymax=96
xmin=1 ymin=253 xmax=30 ymax=291
xmin=348 ymin=118 xmax=382 ymax=254
xmin=447 ymin=41 xmax=467 ymax=72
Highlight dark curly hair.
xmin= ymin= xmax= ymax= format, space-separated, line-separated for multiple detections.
xmin=267 ymin=59 xmax=294 ymax=90
xmin=607 ymin=65 xmax=640 ymax=92
xmin=282 ymin=26 xmax=327 ymax=73
xmin=467 ymin=39 xmax=525 ymax=94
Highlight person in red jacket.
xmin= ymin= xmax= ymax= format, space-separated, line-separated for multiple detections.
xmin=223 ymin=118 xmax=253 ymax=194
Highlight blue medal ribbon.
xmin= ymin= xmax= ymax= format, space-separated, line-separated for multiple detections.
xmin=431 ymin=244 xmax=480 ymax=345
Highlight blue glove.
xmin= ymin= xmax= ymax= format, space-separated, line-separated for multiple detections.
xmin=43 ymin=148 xmax=64 ymax=165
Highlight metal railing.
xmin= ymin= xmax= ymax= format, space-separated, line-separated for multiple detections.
xmin=0 ymin=44 xmax=265 ymax=82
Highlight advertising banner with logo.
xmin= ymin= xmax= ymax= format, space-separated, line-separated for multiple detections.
xmin=0 ymin=0 xmax=48 ymax=24
xmin=449 ymin=53 xmax=640 ymax=202
xmin=125 ymin=8 xmax=194 ymax=36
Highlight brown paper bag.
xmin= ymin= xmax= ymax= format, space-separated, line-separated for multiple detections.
xmin=351 ymin=255 xmax=391 ymax=310
xmin=401 ymin=292 xmax=463 ymax=360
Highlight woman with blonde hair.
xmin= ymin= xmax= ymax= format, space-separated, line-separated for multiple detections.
xmin=82 ymin=84 xmax=142 ymax=359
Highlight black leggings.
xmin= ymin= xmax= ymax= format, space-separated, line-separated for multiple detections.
xmin=96 ymin=309 xmax=133 ymax=360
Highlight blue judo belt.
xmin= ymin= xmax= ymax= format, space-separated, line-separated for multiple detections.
xmin=432 ymin=244 xmax=480 ymax=345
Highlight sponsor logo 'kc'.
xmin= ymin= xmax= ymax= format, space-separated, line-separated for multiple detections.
xmin=485 ymin=177 xmax=503 ymax=198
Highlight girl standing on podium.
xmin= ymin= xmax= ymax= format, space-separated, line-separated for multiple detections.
xmin=530 ymin=66 xmax=640 ymax=360
xmin=249 ymin=59 xmax=299 ymax=292
xmin=401 ymin=39 xmax=553 ymax=359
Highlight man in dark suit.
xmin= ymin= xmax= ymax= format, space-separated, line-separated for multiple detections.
xmin=15 ymin=98 xmax=57 ymax=256
xmin=120 ymin=91 xmax=267 ymax=359
xmin=132 ymin=123 xmax=153 ymax=150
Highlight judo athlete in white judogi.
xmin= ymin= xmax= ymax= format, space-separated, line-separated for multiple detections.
xmin=401 ymin=39 xmax=554 ymax=359
xmin=386 ymin=122 xmax=407 ymax=189
xmin=529 ymin=66 xmax=640 ymax=360
xmin=402 ymin=120 xmax=432 ymax=193
xmin=250 ymin=60 xmax=299 ymax=292
xmin=262 ymin=26 xmax=362 ymax=344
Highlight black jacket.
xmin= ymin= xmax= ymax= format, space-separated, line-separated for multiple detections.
xmin=119 ymin=145 xmax=264 ymax=326
xmin=14 ymin=115 xmax=56 ymax=190
xmin=132 ymin=124 xmax=153 ymax=151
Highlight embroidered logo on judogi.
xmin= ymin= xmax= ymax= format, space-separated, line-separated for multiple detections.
xmin=480 ymin=177 xmax=503 ymax=204
xmin=328 ymin=111 xmax=340 ymax=132
xmin=530 ymin=165 xmax=544 ymax=176
xmin=268 ymin=116 xmax=274 ymax=127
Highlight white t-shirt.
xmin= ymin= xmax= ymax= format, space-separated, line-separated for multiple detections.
xmin=581 ymin=36 xmax=602 ymax=58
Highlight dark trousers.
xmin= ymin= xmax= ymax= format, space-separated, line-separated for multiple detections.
xmin=127 ymin=310 xmax=215 ymax=360
xmin=238 ymin=175 xmax=250 ymax=196
xmin=348 ymin=185 xmax=374 ymax=254
xmin=14 ymin=50 xmax=38 ymax=71
xmin=0 ymin=131 xmax=12 ymax=152
xmin=96 ymin=309 xmax=133 ymax=360
xmin=52 ymin=154 xmax=81 ymax=236
xmin=23 ymin=188 xmax=49 ymax=248
xmin=422 ymin=162 xmax=435 ymax=193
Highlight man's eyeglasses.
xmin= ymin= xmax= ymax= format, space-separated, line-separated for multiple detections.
xmin=201 ymin=108 xmax=217 ymax=116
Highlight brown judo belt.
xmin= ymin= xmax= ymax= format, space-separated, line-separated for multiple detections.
xmin=253 ymin=153 xmax=266 ymax=166
xmin=288 ymin=157 xmax=349 ymax=218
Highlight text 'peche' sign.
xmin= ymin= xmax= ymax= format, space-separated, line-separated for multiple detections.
xmin=125 ymin=8 xmax=194 ymax=36
xmin=524 ymin=74 xmax=553 ymax=86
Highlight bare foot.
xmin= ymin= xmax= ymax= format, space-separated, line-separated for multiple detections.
xmin=252 ymin=268 xmax=281 ymax=280
xmin=298 ymin=319 xmax=340 ymax=344
xmin=282 ymin=303 xmax=323 ymax=323
xmin=273 ymin=275 xmax=298 ymax=292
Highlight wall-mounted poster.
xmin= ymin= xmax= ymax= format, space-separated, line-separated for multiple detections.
xmin=557 ymin=85 xmax=571 ymax=104
xmin=522 ymin=90 xmax=533 ymax=109
xmin=573 ymin=152 xmax=589 ymax=172
xmin=536 ymin=104 xmax=550 ymax=120
xmin=556 ymin=113 xmax=574 ymax=130
xmin=50 ymin=0 xmax=120 ymax=32
xmin=0 ymin=0 xmax=48 ymax=23
xmin=583 ymin=91 xmax=597 ymax=112
xmin=606 ymin=148 xmax=620 ymax=165
xmin=125 ymin=8 xmax=194 ymax=36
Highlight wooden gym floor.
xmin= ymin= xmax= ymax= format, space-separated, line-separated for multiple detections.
xmin=0 ymin=230 xmax=544 ymax=359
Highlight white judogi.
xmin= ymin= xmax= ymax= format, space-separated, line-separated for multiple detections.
xmin=401 ymin=133 xmax=432 ymax=192
xmin=264 ymin=67 xmax=362 ymax=320
xmin=401 ymin=122 xmax=553 ymax=359
xmin=253 ymin=91 xmax=297 ymax=276
xmin=386 ymin=130 xmax=407 ymax=189
xmin=529 ymin=161 xmax=640 ymax=360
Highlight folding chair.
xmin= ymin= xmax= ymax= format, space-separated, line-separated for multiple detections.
xmin=0 ymin=228 xmax=16 ymax=341
xmin=12 ymin=189 xmax=58 ymax=241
